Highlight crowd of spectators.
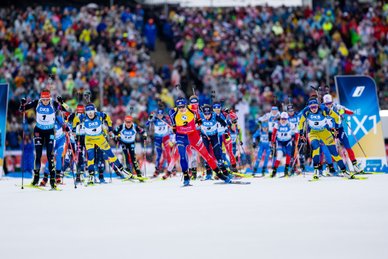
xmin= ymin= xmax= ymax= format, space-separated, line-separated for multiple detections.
xmin=1 ymin=4 xmax=179 ymax=150
xmin=162 ymin=2 xmax=388 ymax=133
xmin=2 ymin=2 xmax=388 ymax=151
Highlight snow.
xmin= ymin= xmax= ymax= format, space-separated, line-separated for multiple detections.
xmin=0 ymin=174 xmax=388 ymax=259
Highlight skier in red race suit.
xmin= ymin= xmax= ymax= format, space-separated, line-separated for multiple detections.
xmin=169 ymin=97 xmax=231 ymax=186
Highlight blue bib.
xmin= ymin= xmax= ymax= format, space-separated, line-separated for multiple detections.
xmin=200 ymin=113 xmax=218 ymax=136
xmin=120 ymin=123 xmax=138 ymax=143
xmin=36 ymin=102 xmax=56 ymax=130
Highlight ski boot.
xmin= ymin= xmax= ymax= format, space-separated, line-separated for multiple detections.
xmin=221 ymin=166 xmax=231 ymax=179
xmin=31 ymin=170 xmax=40 ymax=186
xmin=312 ymin=168 xmax=320 ymax=180
xmin=116 ymin=170 xmax=126 ymax=179
xmin=190 ymin=167 xmax=197 ymax=180
xmin=55 ymin=170 xmax=63 ymax=184
xmin=290 ymin=166 xmax=296 ymax=176
xmin=183 ymin=171 xmax=191 ymax=186
xmin=205 ymin=169 xmax=213 ymax=180
xmin=50 ymin=178 xmax=58 ymax=190
xmin=352 ymin=161 xmax=365 ymax=174
xmin=252 ymin=167 xmax=257 ymax=177
xmin=113 ymin=166 xmax=127 ymax=179
xmin=55 ymin=177 xmax=63 ymax=185
xmin=39 ymin=173 xmax=48 ymax=187
xmin=75 ymin=172 xmax=82 ymax=184
xmin=171 ymin=167 xmax=177 ymax=177
xmin=300 ymin=165 xmax=306 ymax=175
xmin=231 ymin=164 xmax=238 ymax=174
xmin=223 ymin=176 xmax=232 ymax=184
xmin=152 ymin=167 xmax=160 ymax=178
xmin=283 ymin=165 xmax=289 ymax=178
xmin=270 ymin=168 xmax=277 ymax=178
xmin=162 ymin=171 xmax=171 ymax=180
xmin=135 ymin=170 xmax=145 ymax=182
xmin=342 ymin=169 xmax=355 ymax=179
xmin=215 ymin=169 xmax=230 ymax=183
xmin=226 ymin=173 xmax=233 ymax=183
xmin=88 ymin=171 xmax=95 ymax=185
xmin=205 ymin=174 xmax=213 ymax=181
xmin=317 ymin=164 xmax=323 ymax=177
xmin=98 ymin=172 xmax=106 ymax=183
xmin=328 ymin=164 xmax=338 ymax=176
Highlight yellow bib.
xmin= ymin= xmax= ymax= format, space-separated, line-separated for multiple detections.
xmin=175 ymin=110 xmax=195 ymax=126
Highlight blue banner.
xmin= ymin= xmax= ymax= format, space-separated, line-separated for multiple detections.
xmin=0 ymin=84 xmax=9 ymax=176
xmin=335 ymin=76 xmax=387 ymax=173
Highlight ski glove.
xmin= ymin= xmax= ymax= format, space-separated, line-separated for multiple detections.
xmin=57 ymin=96 xmax=64 ymax=104
xmin=331 ymin=128 xmax=339 ymax=138
xmin=148 ymin=112 xmax=154 ymax=121
xmin=19 ymin=98 xmax=27 ymax=111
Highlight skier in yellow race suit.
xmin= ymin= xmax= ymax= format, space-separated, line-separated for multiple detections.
xmin=296 ymin=98 xmax=353 ymax=179
xmin=72 ymin=103 xmax=133 ymax=184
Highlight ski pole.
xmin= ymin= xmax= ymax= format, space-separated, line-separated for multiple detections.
xmin=65 ymin=132 xmax=77 ymax=189
xmin=239 ymin=144 xmax=253 ymax=170
xmin=143 ymin=139 xmax=147 ymax=177
xmin=108 ymin=159 xmax=112 ymax=183
xmin=21 ymin=109 xmax=25 ymax=189
xmin=291 ymin=142 xmax=305 ymax=172
xmin=343 ymin=120 xmax=367 ymax=157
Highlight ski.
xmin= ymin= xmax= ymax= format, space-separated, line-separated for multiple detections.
xmin=214 ymin=180 xmax=251 ymax=185
xmin=49 ymin=187 xmax=62 ymax=191
xmin=231 ymin=172 xmax=253 ymax=178
xmin=85 ymin=182 xmax=97 ymax=187
xmin=16 ymin=184 xmax=47 ymax=191
xmin=122 ymin=175 xmax=149 ymax=182
xmin=95 ymin=181 xmax=109 ymax=184
xmin=149 ymin=177 xmax=166 ymax=182
xmin=308 ymin=178 xmax=320 ymax=182
xmin=343 ymin=176 xmax=368 ymax=180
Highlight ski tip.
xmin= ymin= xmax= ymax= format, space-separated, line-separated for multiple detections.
xmin=343 ymin=176 xmax=368 ymax=180
xmin=49 ymin=186 xmax=63 ymax=191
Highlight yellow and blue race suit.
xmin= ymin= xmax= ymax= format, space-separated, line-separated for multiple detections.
xmin=73 ymin=112 xmax=121 ymax=173
xmin=298 ymin=106 xmax=347 ymax=171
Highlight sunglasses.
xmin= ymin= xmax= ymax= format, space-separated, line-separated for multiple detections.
xmin=325 ymin=102 xmax=333 ymax=105
xmin=310 ymin=105 xmax=318 ymax=109
xmin=177 ymin=106 xmax=185 ymax=109
xmin=280 ymin=118 xmax=287 ymax=120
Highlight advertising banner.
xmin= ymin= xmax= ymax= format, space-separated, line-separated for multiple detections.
xmin=335 ymin=75 xmax=387 ymax=173
xmin=0 ymin=83 xmax=9 ymax=177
